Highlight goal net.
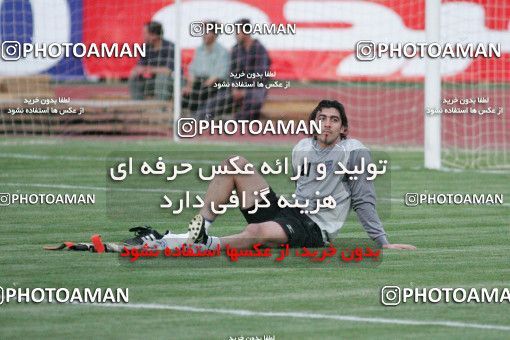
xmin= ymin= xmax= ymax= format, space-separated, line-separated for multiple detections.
xmin=0 ymin=0 xmax=507 ymax=168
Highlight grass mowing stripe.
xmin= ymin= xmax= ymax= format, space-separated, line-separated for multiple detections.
xmin=0 ymin=182 xmax=206 ymax=193
xmin=2 ymin=182 xmax=508 ymax=206
xmin=81 ymin=303 xmax=510 ymax=332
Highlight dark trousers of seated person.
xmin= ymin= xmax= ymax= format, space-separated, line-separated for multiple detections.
xmin=182 ymin=77 xmax=219 ymax=114
xmin=194 ymin=87 xmax=266 ymax=121
xmin=193 ymin=88 xmax=234 ymax=121
xmin=235 ymin=87 xmax=268 ymax=121
xmin=129 ymin=74 xmax=173 ymax=101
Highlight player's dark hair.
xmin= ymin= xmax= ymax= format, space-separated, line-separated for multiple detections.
xmin=145 ymin=21 xmax=163 ymax=37
xmin=235 ymin=18 xmax=252 ymax=34
xmin=309 ymin=100 xmax=348 ymax=140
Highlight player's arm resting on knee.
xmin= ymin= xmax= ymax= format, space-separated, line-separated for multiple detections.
xmin=347 ymin=148 xmax=389 ymax=246
xmin=347 ymin=149 xmax=416 ymax=250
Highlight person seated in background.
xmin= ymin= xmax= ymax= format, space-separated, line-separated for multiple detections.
xmin=194 ymin=18 xmax=271 ymax=121
xmin=182 ymin=21 xmax=229 ymax=116
xmin=229 ymin=18 xmax=271 ymax=120
xmin=129 ymin=21 xmax=175 ymax=100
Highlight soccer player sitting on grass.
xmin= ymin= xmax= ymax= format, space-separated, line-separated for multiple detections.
xmin=124 ymin=100 xmax=416 ymax=251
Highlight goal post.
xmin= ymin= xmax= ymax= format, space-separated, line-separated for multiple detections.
xmin=173 ymin=0 xmax=182 ymax=143
xmin=424 ymin=0 xmax=442 ymax=170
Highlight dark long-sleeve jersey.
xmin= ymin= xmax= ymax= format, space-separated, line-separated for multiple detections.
xmin=292 ymin=137 xmax=389 ymax=246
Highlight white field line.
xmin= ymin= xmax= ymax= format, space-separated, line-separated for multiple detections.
xmin=0 ymin=182 xmax=205 ymax=194
xmin=82 ymin=302 xmax=510 ymax=332
xmin=0 ymin=140 xmax=60 ymax=146
xmin=0 ymin=152 xmax=217 ymax=164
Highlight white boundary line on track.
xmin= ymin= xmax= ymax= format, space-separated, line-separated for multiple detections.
xmin=0 ymin=153 xmax=217 ymax=164
xmin=82 ymin=302 xmax=510 ymax=331
xmin=0 ymin=140 xmax=60 ymax=146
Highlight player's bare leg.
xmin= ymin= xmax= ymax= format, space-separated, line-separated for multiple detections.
xmin=170 ymin=155 xmax=278 ymax=249
xmin=219 ymin=221 xmax=288 ymax=249
xmin=187 ymin=214 xmax=287 ymax=250
xmin=200 ymin=155 xmax=270 ymax=222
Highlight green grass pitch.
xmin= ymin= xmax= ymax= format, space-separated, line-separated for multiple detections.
xmin=0 ymin=138 xmax=508 ymax=339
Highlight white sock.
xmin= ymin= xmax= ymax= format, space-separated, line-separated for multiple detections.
xmin=204 ymin=219 xmax=213 ymax=231
xmin=172 ymin=232 xmax=189 ymax=238
xmin=205 ymin=236 xmax=221 ymax=250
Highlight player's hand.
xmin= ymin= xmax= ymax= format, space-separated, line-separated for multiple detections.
xmin=182 ymin=86 xmax=192 ymax=95
xmin=383 ymin=243 xmax=417 ymax=250
xmin=151 ymin=66 xmax=171 ymax=76
xmin=131 ymin=66 xmax=145 ymax=77
xmin=232 ymin=89 xmax=245 ymax=101
xmin=204 ymin=77 xmax=217 ymax=87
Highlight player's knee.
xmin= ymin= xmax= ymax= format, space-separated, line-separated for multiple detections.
xmin=244 ymin=223 xmax=261 ymax=235
xmin=244 ymin=223 xmax=274 ymax=243
xmin=221 ymin=155 xmax=250 ymax=171
xmin=236 ymin=156 xmax=250 ymax=169
xmin=244 ymin=223 xmax=265 ymax=242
